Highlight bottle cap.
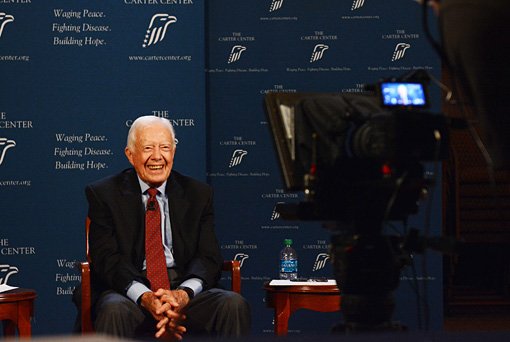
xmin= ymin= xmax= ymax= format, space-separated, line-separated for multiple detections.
xmin=284 ymin=239 xmax=292 ymax=245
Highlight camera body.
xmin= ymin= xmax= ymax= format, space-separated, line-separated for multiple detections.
xmin=264 ymin=77 xmax=448 ymax=222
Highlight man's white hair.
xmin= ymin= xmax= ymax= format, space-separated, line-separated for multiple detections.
xmin=126 ymin=116 xmax=176 ymax=152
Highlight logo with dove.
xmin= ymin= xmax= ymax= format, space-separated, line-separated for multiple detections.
xmin=0 ymin=138 xmax=16 ymax=166
xmin=0 ymin=264 xmax=19 ymax=285
xmin=142 ymin=14 xmax=177 ymax=48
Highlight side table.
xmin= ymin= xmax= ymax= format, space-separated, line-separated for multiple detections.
xmin=263 ymin=281 xmax=341 ymax=336
xmin=0 ymin=288 xmax=37 ymax=338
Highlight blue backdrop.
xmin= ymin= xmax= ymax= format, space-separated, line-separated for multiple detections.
xmin=206 ymin=0 xmax=443 ymax=335
xmin=1 ymin=0 xmax=443 ymax=337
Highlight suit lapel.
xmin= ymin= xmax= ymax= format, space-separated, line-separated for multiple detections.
xmin=119 ymin=169 xmax=145 ymax=267
xmin=166 ymin=172 xmax=189 ymax=261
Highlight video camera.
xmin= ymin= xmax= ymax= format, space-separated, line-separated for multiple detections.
xmin=263 ymin=71 xmax=451 ymax=331
xmin=264 ymin=72 xmax=449 ymax=224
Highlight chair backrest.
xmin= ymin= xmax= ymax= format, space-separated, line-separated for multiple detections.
xmin=86 ymin=217 xmax=91 ymax=263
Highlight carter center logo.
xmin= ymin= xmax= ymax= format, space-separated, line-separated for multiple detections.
xmin=229 ymin=149 xmax=247 ymax=168
xmin=392 ymin=43 xmax=410 ymax=61
xmin=234 ymin=253 xmax=249 ymax=267
xmin=142 ymin=14 xmax=177 ymax=48
xmin=312 ymin=253 xmax=330 ymax=272
xmin=228 ymin=45 xmax=246 ymax=64
xmin=310 ymin=44 xmax=329 ymax=63
xmin=0 ymin=138 xmax=16 ymax=166
xmin=269 ymin=0 xmax=284 ymax=12
xmin=0 ymin=264 xmax=19 ymax=285
xmin=0 ymin=13 xmax=14 ymax=39
xmin=351 ymin=0 xmax=365 ymax=10
xmin=271 ymin=202 xmax=284 ymax=220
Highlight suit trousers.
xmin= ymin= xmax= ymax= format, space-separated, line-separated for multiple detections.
xmin=92 ymin=270 xmax=251 ymax=339
xmin=93 ymin=288 xmax=251 ymax=339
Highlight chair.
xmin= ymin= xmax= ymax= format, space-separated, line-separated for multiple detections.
xmin=77 ymin=217 xmax=241 ymax=334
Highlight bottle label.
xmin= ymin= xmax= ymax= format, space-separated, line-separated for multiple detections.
xmin=280 ymin=260 xmax=297 ymax=273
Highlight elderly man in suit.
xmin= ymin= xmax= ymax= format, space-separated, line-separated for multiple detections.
xmin=81 ymin=115 xmax=251 ymax=339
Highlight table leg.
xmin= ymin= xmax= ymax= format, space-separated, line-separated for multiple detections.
xmin=273 ymin=292 xmax=290 ymax=336
xmin=17 ymin=301 xmax=33 ymax=338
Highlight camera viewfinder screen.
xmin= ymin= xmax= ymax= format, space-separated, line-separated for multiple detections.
xmin=381 ymin=82 xmax=427 ymax=107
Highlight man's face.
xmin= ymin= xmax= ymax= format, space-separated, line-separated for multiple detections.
xmin=125 ymin=123 xmax=175 ymax=188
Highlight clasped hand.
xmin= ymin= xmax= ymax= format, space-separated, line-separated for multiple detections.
xmin=141 ymin=288 xmax=190 ymax=339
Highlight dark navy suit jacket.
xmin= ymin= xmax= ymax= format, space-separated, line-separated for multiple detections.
xmin=85 ymin=168 xmax=223 ymax=297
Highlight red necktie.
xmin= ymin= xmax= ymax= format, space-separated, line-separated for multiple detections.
xmin=145 ymin=188 xmax=170 ymax=291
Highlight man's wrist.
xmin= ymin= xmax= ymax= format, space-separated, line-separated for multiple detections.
xmin=127 ymin=280 xmax=151 ymax=304
xmin=137 ymin=291 xmax=152 ymax=306
xmin=176 ymin=286 xmax=194 ymax=299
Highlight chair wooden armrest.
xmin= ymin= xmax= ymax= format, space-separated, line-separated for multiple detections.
xmin=79 ymin=261 xmax=94 ymax=334
xmin=74 ymin=260 xmax=94 ymax=335
xmin=222 ymin=260 xmax=241 ymax=295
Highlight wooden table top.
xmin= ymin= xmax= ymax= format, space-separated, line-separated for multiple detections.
xmin=0 ymin=288 xmax=37 ymax=302
xmin=263 ymin=281 xmax=340 ymax=294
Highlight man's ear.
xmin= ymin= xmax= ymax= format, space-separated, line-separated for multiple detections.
xmin=125 ymin=147 xmax=135 ymax=166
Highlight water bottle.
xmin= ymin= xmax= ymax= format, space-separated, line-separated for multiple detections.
xmin=279 ymin=239 xmax=298 ymax=280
